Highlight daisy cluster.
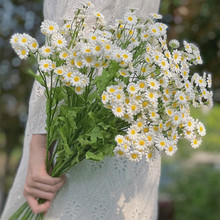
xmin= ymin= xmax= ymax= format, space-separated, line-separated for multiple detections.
xmin=10 ymin=1 xmax=113 ymax=94
xmin=100 ymin=10 xmax=213 ymax=162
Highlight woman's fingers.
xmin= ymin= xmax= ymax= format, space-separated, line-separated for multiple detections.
xmin=32 ymin=173 xmax=65 ymax=186
xmin=30 ymin=175 xmax=66 ymax=193
xmin=24 ymin=185 xmax=55 ymax=201
xmin=25 ymin=195 xmax=51 ymax=214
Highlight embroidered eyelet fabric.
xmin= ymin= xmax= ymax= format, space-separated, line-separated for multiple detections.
xmin=1 ymin=0 xmax=161 ymax=219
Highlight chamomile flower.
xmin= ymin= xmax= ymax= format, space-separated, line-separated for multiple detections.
xmin=148 ymin=109 xmax=160 ymax=121
xmin=145 ymin=90 xmax=158 ymax=103
xmin=135 ymin=136 xmax=148 ymax=150
xmin=183 ymin=40 xmax=192 ymax=53
xmin=155 ymin=135 xmax=167 ymax=150
xmin=75 ymin=58 xmax=84 ymax=68
xmin=191 ymin=136 xmax=202 ymax=149
xmin=169 ymin=39 xmax=180 ymax=49
xmin=54 ymin=66 xmax=66 ymax=76
xmin=196 ymin=121 xmax=206 ymax=136
xmin=148 ymin=24 xmax=160 ymax=36
xmin=114 ymin=146 xmax=126 ymax=158
xmin=39 ymin=59 xmax=53 ymax=72
xmin=127 ymin=101 xmax=141 ymax=116
xmin=195 ymin=76 xmax=206 ymax=88
xmin=159 ymin=58 xmax=169 ymax=70
xmin=175 ymin=91 xmax=187 ymax=105
xmin=185 ymin=117 xmax=195 ymax=131
xmin=127 ymin=82 xmax=138 ymax=94
xmin=107 ymin=85 xmax=117 ymax=94
xmin=149 ymin=13 xmax=162 ymax=20
xmin=128 ymin=150 xmax=142 ymax=162
xmin=165 ymin=141 xmax=177 ymax=156
xmin=75 ymin=86 xmax=85 ymax=95
xmin=71 ymin=72 xmax=85 ymax=87
xmin=121 ymin=51 xmax=132 ymax=63
xmin=145 ymin=147 xmax=156 ymax=162
xmin=41 ymin=19 xmax=59 ymax=35
xmin=145 ymin=132 xmax=154 ymax=146
xmin=119 ymin=69 xmax=129 ymax=77
xmin=83 ymin=56 xmax=95 ymax=67
xmin=124 ymin=12 xmax=137 ymax=25
xmin=207 ymin=73 xmax=212 ymax=88
xmin=39 ymin=46 xmax=53 ymax=57
xmin=127 ymin=125 xmax=139 ymax=140
xmin=101 ymin=91 xmax=109 ymax=104
xmin=115 ymin=135 xmax=125 ymax=146
xmin=15 ymin=45 xmax=29 ymax=60
xmin=113 ymin=90 xmax=125 ymax=103
xmin=18 ymin=33 xmax=31 ymax=47
xmin=28 ymin=38 xmax=39 ymax=53
xmin=10 ymin=33 xmax=21 ymax=47
xmin=59 ymin=49 xmax=69 ymax=60
xmin=147 ymin=78 xmax=160 ymax=90
xmin=52 ymin=33 xmax=67 ymax=48
xmin=172 ymin=50 xmax=182 ymax=64
xmin=112 ymin=105 xmax=125 ymax=117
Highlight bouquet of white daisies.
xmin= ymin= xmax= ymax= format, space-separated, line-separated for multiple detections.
xmin=9 ymin=1 xmax=212 ymax=219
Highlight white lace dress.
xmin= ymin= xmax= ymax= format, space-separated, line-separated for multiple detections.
xmin=1 ymin=0 xmax=161 ymax=219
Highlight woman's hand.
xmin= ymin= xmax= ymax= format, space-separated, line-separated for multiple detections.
xmin=23 ymin=134 xmax=66 ymax=214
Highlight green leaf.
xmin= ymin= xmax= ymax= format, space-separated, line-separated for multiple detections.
xmin=27 ymin=69 xmax=44 ymax=86
xmin=86 ymin=151 xmax=104 ymax=161
xmin=58 ymin=128 xmax=72 ymax=157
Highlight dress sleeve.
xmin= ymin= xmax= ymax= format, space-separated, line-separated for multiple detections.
xmin=28 ymin=79 xmax=47 ymax=134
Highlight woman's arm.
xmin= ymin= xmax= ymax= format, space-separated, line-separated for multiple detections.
xmin=23 ymin=134 xmax=66 ymax=214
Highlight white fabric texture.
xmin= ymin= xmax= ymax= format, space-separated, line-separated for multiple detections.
xmin=1 ymin=0 xmax=161 ymax=219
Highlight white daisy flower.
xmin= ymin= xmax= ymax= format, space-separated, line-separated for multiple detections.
xmin=191 ymin=136 xmax=202 ymax=149
xmin=101 ymin=91 xmax=109 ymax=104
xmin=14 ymin=45 xmax=29 ymax=60
xmin=52 ymin=33 xmax=67 ymax=48
xmin=39 ymin=59 xmax=53 ymax=72
xmin=195 ymin=76 xmax=206 ymax=88
xmin=112 ymin=105 xmax=125 ymax=118
xmin=145 ymin=90 xmax=158 ymax=103
xmin=148 ymin=109 xmax=160 ymax=121
xmin=75 ymin=58 xmax=84 ymax=68
xmin=124 ymin=12 xmax=137 ymax=25
xmin=141 ymin=31 xmax=150 ymax=41
xmin=114 ymin=146 xmax=127 ymax=158
xmin=28 ymin=38 xmax=39 ymax=53
xmin=145 ymin=132 xmax=155 ymax=146
xmin=194 ymin=52 xmax=203 ymax=65
xmin=207 ymin=73 xmax=212 ymax=88
xmin=41 ymin=19 xmax=59 ymax=35
xmin=158 ymin=58 xmax=169 ymax=70
xmin=119 ymin=69 xmax=129 ymax=77
xmin=75 ymin=86 xmax=85 ymax=95
xmin=127 ymin=83 xmax=138 ymax=94
xmin=183 ymin=40 xmax=192 ymax=53
xmin=59 ymin=49 xmax=69 ymax=60
xmin=175 ymin=91 xmax=187 ymax=105
xmin=145 ymin=147 xmax=156 ymax=162
xmin=71 ymin=72 xmax=85 ymax=87
xmin=148 ymin=24 xmax=160 ymax=36
xmin=147 ymin=78 xmax=160 ymax=90
xmin=135 ymin=136 xmax=148 ymax=150
xmin=127 ymin=125 xmax=139 ymax=140
xmin=115 ymin=135 xmax=125 ymax=146
xmin=196 ymin=121 xmax=206 ymax=136
xmin=83 ymin=56 xmax=95 ymax=67
xmin=39 ymin=46 xmax=53 ymax=57
xmin=127 ymin=101 xmax=141 ymax=116
xmin=128 ymin=150 xmax=142 ymax=162
xmin=169 ymin=39 xmax=180 ymax=49
xmin=54 ymin=66 xmax=66 ymax=76
xmin=155 ymin=135 xmax=167 ymax=150
xmin=149 ymin=13 xmax=162 ymax=20
xmin=172 ymin=112 xmax=181 ymax=126
xmin=10 ymin=33 xmax=21 ymax=46
xmin=165 ymin=141 xmax=178 ymax=156
xmin=112 ymin=90 xmax=125 ymax=103
xmin=172 ymin=50 xmax=182 ymax=64
xmin=107 ymin=85 xmax=117 ymax=94
xmin=185 ymin=117 xmax=195 ymax=131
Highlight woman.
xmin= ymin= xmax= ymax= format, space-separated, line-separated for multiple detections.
xmin=1 ymin=0 xmax=161 ymax=219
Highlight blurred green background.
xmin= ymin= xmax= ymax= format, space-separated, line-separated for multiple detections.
xmin=0 ymin=0 xmax=219 ymax=219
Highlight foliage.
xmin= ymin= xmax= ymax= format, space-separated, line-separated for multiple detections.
xmin=165 ymin=165 xmax=220 ymax=220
